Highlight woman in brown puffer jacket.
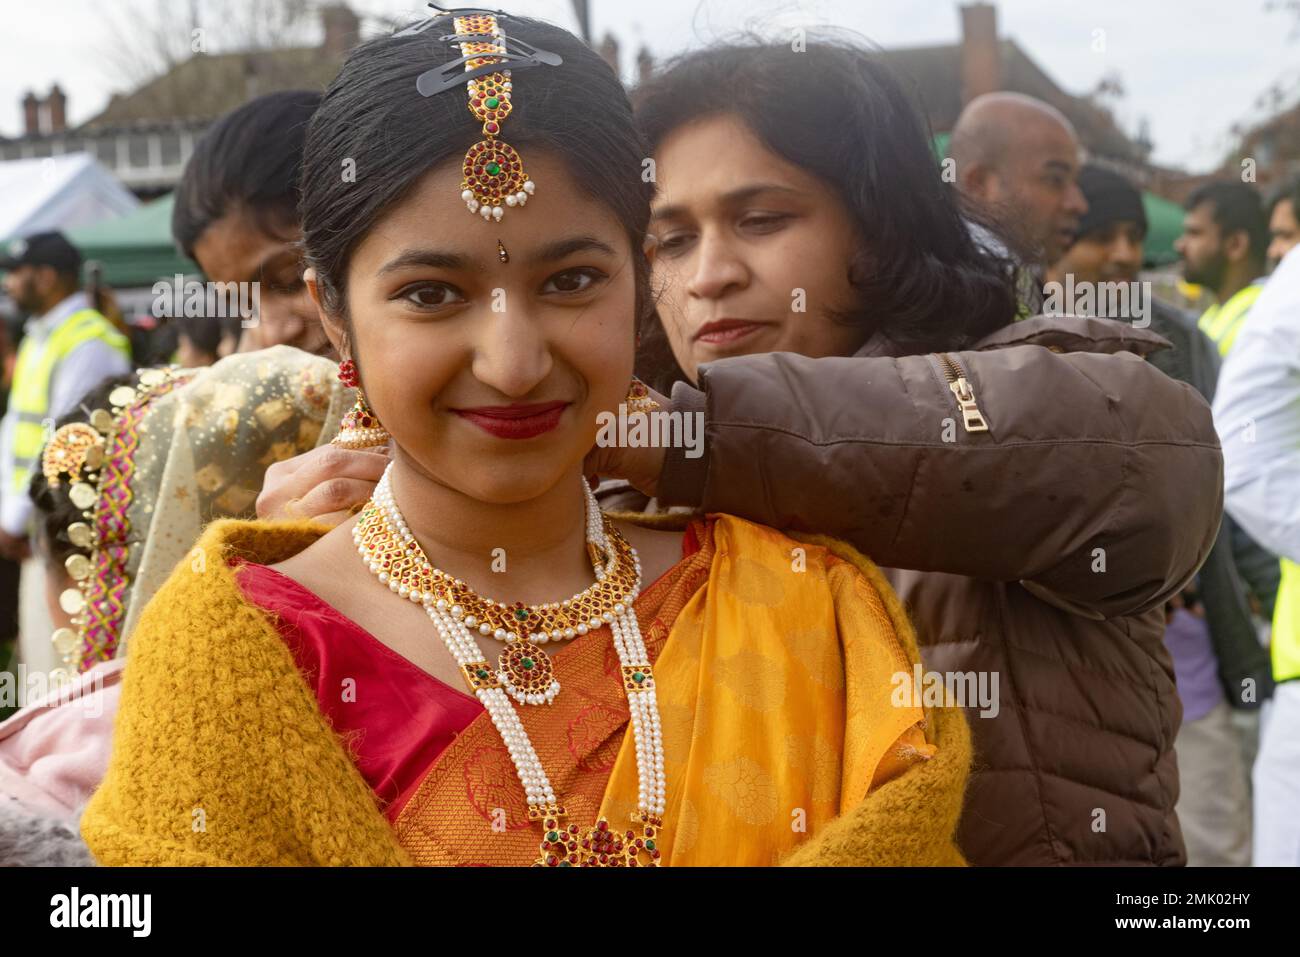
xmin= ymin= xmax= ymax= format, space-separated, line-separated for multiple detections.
xmin=594 ymin=39 xmax=1220 ymax=866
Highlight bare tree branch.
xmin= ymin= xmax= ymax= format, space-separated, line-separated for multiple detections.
xmin=96 ymin=0 xmax=318 ymax=111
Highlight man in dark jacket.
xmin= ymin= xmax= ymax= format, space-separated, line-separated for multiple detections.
xmin=1049 ymin=165 xmax=1274 ymax=866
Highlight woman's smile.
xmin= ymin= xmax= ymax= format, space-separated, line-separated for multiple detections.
xmin=451 ymin=400 xmax=572 ymax=440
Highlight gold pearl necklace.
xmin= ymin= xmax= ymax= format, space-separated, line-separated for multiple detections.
xmin=353 ymin=470 xmax=642 ymax=706
xmin=352 ymin=464 xmax=666 ymax=865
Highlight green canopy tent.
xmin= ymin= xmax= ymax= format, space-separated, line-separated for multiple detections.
xmin=1140 ymin=191 xmax=1183 ymax=267
xmin=932 ymin=131 xmax=951 ymax=162
xmin=67 ymin=193 xmax=198 ymax=288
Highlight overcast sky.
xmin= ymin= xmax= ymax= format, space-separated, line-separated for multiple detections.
xmin=1 ymin=0 xmax=1298 ymax=172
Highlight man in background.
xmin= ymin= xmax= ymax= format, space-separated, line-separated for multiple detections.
xmin=1213 ymin=237 xmax=1300 ymax=867
xmin=0 ymin=315 xmax=18 ymax=718
xmin=0 ymin=233 xmax=131 ymax=564
xmin=0 ymin=233 xmax=131 ymax=696
xmin=1176 ymin=182 xmax=1269 ymax=357
xmin=1266 ymin=177 xmax=1300 ymax=269
xmin=949 ymin=91 xmax=1089 ymax=275
xmin=1051 ymin=164 xmax=1274 ymax=866
xmin=172 ymin=90 xmax=331 ymax=358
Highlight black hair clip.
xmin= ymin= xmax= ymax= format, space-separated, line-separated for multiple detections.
xmin=395 ymin=2 xmax=563 ymax=97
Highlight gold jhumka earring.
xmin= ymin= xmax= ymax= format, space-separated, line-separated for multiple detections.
xmin=331 ymin=358 xmax=392 ymax=450
xmin=625 ymin=378 xmax=660 ymax=415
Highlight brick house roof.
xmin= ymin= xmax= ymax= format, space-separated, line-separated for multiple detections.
xmin=83 ymin=47 xmax=346 ymax=130
xmin=877 ymin=38 xmax=1148 ymax=169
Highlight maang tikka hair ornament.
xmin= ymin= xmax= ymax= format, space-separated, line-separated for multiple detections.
xmin=396 ymin=5 xmax=563 ymax=222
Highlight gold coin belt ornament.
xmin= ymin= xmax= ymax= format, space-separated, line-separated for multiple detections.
xmin=44 ymin=367 xmax=193 ymax=672
xmin=455 ymin=13 xmax=535 ymax=221
xmin=353 ymin=463 xmax=666 ymax=865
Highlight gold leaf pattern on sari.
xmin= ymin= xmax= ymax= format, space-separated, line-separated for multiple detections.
xmin=296 ymin=418 xmax=323 ymax=451
xmin=788 ymin=626 xmax=845 ymax=690
xmin=253 ymin=397 xmax=293 ymax=432
xmin=656 ymin=699 xmax=700 ymax=765
xmin=601 ymin=640 xmax=623 ymax=678
xmin=719 ymin=555 xmax=787 ymax=606
xmin=259 ymin=440 xmax=298 ymax=467
xmin=785 ymin=733 xmax=842 ymax=807
xmin=566 ymin=700 xmax=626 ymax=772
xmin=211 ymin=382 xmax=246 ymax=411
xmin=193 ymin=463 xmax=226 ymax=493
xmin=219 ymin=408 xmax=240 ymax=445
xmin=660 ymin=603 xmax=703 ymax=655
xmin=715 ymin=648 xmax=787 ymax=712
xmin=462 ymin=743 xmax=531 ymax=828
xmin=673 ymin=796 xmax=700 ymax=854
xmin=702 ymin=755 xmax=779 ymax=826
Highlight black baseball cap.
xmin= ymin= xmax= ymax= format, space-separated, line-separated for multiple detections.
xmin=0 ymin=231 xmax=83 ymax=272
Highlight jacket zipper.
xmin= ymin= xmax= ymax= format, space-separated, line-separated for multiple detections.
xmin=934 ymin=353 xmax=989 ymax=433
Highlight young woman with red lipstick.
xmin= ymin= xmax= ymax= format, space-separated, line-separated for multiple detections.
xmin=248 ymin=31 xmax=1221 ymax=869
xmin=82 ymin=14 xmax=969 ymax=867
xmin=454 ymin=399 xmax=571 ymax=441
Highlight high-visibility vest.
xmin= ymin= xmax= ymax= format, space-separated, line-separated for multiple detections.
xmin=7 ymin=308 xmax=131 ymax=499
xmin=1197 ymin=283 xmax=1264 ymax=357
xmin=1204 ymin=282 xmax=1300 ymax=683
xmin=1274 ymin=559 xmax=1300 ymax=683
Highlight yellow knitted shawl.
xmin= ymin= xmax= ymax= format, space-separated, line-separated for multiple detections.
xmin=81 ymin=516 xmax=970 ymax=866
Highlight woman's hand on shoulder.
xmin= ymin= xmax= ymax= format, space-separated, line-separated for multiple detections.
xmin=582 ymin=383 xmax=671 ymax=498
xmin=257 ymin=444 xmax=389 ymax=527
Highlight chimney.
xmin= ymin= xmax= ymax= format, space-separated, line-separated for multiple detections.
xmin=636 ymin=46 xmax=654 ymax=87
xmin=960 ymin=3 xmax=1001 ymax=105
xmin=243 ymin=55 xmax=262 ymax=102
xmin=47 ymin=84 xmax=67 ymax=133
xmin=321 ymin=3 xmax=360 ymax=58
xmin=22 ymin=91 xmax=41 ymax=136
xmin=598 ymin=32 xmax=620 ymax=77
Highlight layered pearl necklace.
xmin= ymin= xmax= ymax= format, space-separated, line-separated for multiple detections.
xmin=353 ymin=464 xmax=667 ymax=866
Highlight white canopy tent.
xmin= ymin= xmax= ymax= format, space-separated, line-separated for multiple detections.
xmin=0 ymin=152 xmax=138 ymax=242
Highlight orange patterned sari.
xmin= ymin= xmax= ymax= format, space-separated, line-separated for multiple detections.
xmin=393 ymin=513 xmax=933 ymax=866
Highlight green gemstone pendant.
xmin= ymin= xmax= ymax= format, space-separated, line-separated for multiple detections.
xmin=498 ymin=637 xmax=557 ymax=705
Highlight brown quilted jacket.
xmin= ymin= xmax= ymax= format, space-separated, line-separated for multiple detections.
xmin=642 ymin=315 xmax=1223 ymax=866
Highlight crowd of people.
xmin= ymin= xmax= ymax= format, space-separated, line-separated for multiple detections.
xmin=0 ymin=8 xmax=1294 ymax=868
